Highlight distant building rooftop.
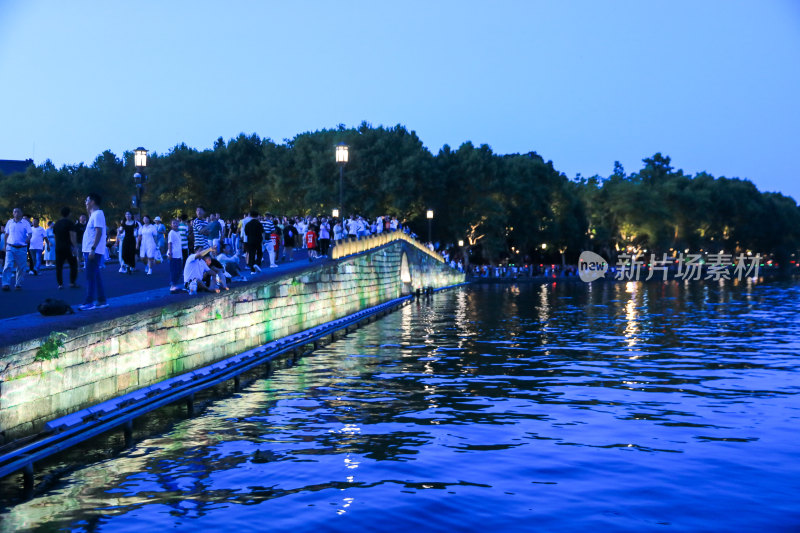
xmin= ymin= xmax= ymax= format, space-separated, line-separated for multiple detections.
xmin=0 ymin=159 xmax=34 ymax=175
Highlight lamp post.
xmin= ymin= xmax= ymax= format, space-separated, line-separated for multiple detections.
xmin=335 ymin=143 xmax=348 ymax=217
xmin=426 ymin=209 xmax=434 ymax=244
xmin=133 ymin=147 xmax=148 ymax=217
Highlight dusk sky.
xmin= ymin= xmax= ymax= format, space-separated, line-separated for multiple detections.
xmin=2 ymin=1 xmax=799 ymax=199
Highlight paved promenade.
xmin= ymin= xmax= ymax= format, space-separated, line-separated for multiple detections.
xmin=0 ymin=252 xmax=324 ymax=349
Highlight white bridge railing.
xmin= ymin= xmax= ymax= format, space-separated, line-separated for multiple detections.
xmin=331 ymin=231 xmax=445 ymax=263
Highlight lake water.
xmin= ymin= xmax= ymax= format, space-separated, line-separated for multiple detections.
xmin=2 ymin=281 xmax=800 ymax=532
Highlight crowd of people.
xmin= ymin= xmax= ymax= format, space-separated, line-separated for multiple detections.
xmin=108 ymin=209 xmax=411 ymax=285
xmin=470 ymin=264 xmax=572 ymax=279
xmin=2 ymin=195 xmax=109 ymax=309
xmin=2 ymin=199 xmax=430 ymax=309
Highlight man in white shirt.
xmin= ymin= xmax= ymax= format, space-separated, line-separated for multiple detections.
xmin=79 ymin=193 xmax=108 ymax=310
xmin=357 ymin=216 xmax=369 ymax=238
xmin=2 ymin=208 xmax=32 ymax=291
xmin=347 ymin=215 xmax=358 ymax=240
xmin=239 ymin=212 xmax=252 ymax=264
xmin=183 ymin=246 xmax=217 ymax=292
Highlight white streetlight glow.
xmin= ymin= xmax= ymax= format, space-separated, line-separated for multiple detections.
xmin=134 ymin=147 xmax=148 ymax=167
xmin=335 ymin=143 xmax=349 ymax=164
xmin=458 ymin=240 xmax=464 ymax=247
xmin=426 ymin=210 xmax=434 ymax=219
xmin=332 ymin=208 xmax=340 ymax=218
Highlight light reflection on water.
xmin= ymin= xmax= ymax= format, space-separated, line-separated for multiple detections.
xmin=2 ymin=281 xmax=800 ymax=532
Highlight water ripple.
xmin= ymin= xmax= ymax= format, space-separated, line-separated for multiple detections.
xmin=3 ymin=281 xmax=800 ymax=531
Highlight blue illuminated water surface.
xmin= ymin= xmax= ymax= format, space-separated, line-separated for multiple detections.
xmin=3 ymin=281 xmax=800 ymax=532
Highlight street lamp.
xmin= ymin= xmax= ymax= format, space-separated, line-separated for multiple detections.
xmin=332 ymin=208 xmax=339 ymax=218
xmin=426 ymin=209 xmax=434 ymax=244
xmin=134 ymin=147 xmax=148 ymax=168
xmin=458 ymin=240 xmax=464 ymax=247
xmin=335 ymin=143 xmax=348 ymax=217
xmin=133 ymin=147 xmax=148 ymax=217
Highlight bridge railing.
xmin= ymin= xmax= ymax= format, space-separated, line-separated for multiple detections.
xmin=331 ymin=231 xmax=445 ymax=263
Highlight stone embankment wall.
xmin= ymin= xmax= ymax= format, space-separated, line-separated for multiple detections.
xmin=0 ymin=240 xmax=464 ymax=442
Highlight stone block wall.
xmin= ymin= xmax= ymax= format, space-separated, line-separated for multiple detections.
xmin=0 ymin=241 xmax=464 ymax=442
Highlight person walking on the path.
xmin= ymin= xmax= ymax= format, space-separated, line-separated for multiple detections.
xmin=318 ymin=218 xmax=331 ymax=257
xmin=178 ymin=214 xmax=190 ymax=265
xmin=167 ymin=219 xmax=185 ymax=293
xmin=28 ymin=217 xmax=45 ymax=275
xmin=79 ymin=193 xmax=108 ymax=310
xmin=239 ymin=211 xmax=252 ymax=264
xmin=262 ymin=213 xmax=277 ymax=268
xmin=244 ymin=211 xmax=263 ymax=274
xmin=120 ymin=211 xmax=138 ymax=273
xmin=2 ymin=208 xmax=32 ymax=291
xmin=137 ymin=215 xmax=158 ymax=275
xmin=207 ymin=213 xmax=222 ymax=253
xmin=53 ymin=206 xmax=79 ymax=289
xmin=44 ymin=221 xmax=56 ymax=266
xmin=154 ymin=216 xmax=167 ymax=257
xmin=305 ymin=225 xmax=318 ymax=262
xmin=282 ymin=217 xmax=295 ymax=261
xmin=74 ymin=214 xmax=87 ymax=268
xmin=347 ymin=215 xmax=358 ymax=240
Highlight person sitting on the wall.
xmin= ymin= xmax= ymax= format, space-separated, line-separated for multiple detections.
xmin=217 ymin=243 xmax=246 ymax=281
xmin=183 ymin=246 xmax=215 ymax=293
xmin=205 ymin=253 xmax=229 ymax=291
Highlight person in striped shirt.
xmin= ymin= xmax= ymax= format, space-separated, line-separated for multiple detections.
xmin=261 ymin=213 xmax=277 ymax=268
xmin=178 ymin=214 xmax=190 ymax=265
xmin=190 ymin=206 xmax=210 ymax=252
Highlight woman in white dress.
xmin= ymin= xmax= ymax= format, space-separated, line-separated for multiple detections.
xmin=137 ymin=215 xmax=158 ymax=275
xmin=45 ymin=221 xmax=56 ymax=266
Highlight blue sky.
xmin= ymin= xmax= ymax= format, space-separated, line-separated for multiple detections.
xmin=1 ymin=1 xmax=799 ymax=199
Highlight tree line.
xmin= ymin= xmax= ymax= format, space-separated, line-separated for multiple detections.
xmin=1 ymin=122 xmax=797 ymax=267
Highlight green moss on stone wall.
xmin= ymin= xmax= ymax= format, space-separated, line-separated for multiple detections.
xmin=35 ymin=332 xmax=67 ymax=362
